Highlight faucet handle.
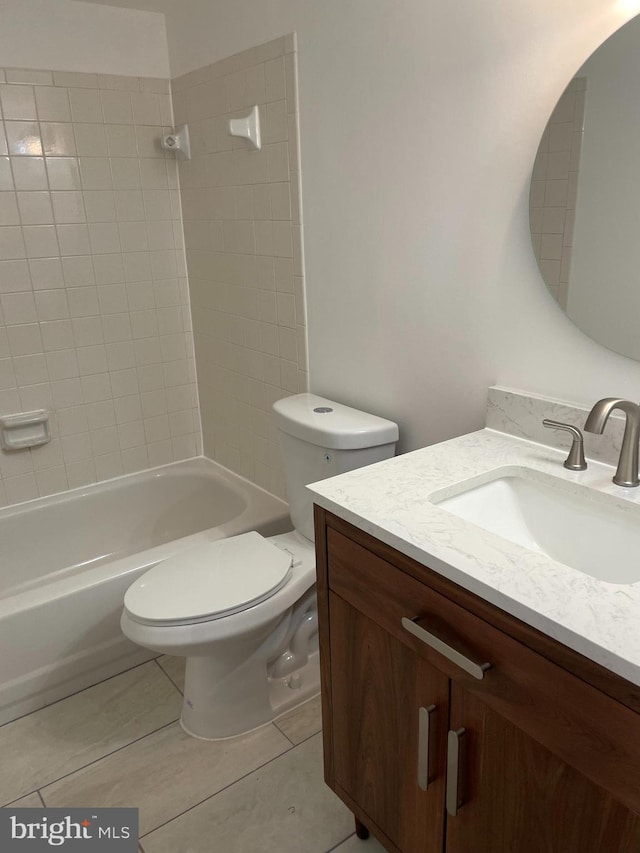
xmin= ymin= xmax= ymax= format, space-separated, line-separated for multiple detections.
xmin=542 ymin=420 xmax=587 ymax=471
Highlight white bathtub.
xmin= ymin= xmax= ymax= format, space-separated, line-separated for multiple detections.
xmin=0 ymin=457 xmax=291 ymax=725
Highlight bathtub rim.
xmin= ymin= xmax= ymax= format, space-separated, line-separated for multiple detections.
xmin=0 ymin=454 xmax=285 ymax=520
xmin=0 ymin=455 xmax=291 ymax=612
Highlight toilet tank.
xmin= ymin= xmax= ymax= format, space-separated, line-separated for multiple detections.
xmin=273 ymin=393 xmax=399 ymax=542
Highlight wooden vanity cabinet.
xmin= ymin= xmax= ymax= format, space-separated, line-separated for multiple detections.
xmin=315 ymin=507 xmax=640 ymax=853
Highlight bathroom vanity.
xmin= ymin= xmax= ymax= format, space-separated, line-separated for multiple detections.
xmin=309 ymin=424 xmax=640 ymax=853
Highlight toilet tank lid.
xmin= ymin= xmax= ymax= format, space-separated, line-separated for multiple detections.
xmin=273 ymin=393 xmax=399 ymax=450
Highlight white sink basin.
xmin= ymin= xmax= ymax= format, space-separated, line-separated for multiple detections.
xmin=431 ymin=469 xmax=640 ymax=584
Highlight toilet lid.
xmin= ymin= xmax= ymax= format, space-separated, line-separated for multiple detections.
xmin=124 ymin=531 xmax=293 ymax=625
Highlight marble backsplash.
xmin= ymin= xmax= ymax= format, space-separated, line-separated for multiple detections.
xmin=486 ymin=386 xmax=626 ymax=468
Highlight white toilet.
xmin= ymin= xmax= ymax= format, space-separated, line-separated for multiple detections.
xmin=121 ymin=393 xmax=398 ymax=740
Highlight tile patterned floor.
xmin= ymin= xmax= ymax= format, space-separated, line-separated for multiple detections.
xmin=0 ymin=657 xmax=385 ymax=853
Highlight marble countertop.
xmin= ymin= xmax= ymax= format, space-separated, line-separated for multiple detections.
xmin=307 ymin=428 xmax=640 ymax=686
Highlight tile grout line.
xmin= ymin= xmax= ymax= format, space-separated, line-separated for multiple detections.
xmin=325 ymin=833 xmax=356 ymax=853
xmin=153 ymin=657 xmax=184 ymax=696
xmin=139 ymin=730 xmax=306 ymax=840
xmin=9 ymin=718 xmax=180 ymax=809
xmin=3 ymin=789 xmax=45 ymax=809
xmin=272 ymin=719 xmax=297 ymax=747
xmin=0 ymin=658 xmax=156 ymax=732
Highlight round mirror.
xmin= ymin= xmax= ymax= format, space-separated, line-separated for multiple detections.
xmin=530 ymin=15 xmax=640 ymax=360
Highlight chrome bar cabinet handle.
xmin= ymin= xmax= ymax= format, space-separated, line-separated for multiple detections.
xmin=446 ymin=728 xmax=466 ymax=816
xmin=417 ymin=704 xmax=437 ymax=791
xmin=401 ymin=617 xmax=491 ymax=680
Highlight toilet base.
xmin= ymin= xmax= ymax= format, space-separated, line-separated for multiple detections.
xmin=180 ymin=649 xmax=320 ymax=741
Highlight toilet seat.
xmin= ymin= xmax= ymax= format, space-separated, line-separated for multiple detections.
xmin=123 ymin=531 xmax=293 ymax=627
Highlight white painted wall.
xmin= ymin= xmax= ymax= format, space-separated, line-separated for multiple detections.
xmin=163 ymin=0 xmax=640 ymax=452
xmin=568 ymin=16 xmax=640 ymax=360
xmin=0 ymin=0 xmax=169 ymax=77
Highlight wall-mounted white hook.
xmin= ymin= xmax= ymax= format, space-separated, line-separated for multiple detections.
xmin=162 ymin=124 xmax=191 ymax=160
xmin=228 ymin=106 xmax=261 ymax=150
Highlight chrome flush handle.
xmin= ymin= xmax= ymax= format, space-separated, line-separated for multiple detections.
xmin=542 ymin=419 xmax=587 ymax=471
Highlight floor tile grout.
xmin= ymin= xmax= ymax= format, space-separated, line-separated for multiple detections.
xmin=273 ymin=719 xmax=297 ymax=746
xmin=326 ymin=833 xmax=356 ymax=852
xmin=153 ymin=657 xmax=184 ymax=696
xmin=297 ymin=727 xmax=323 ymax=745
xmin=2 ymin=680 xmax=329 ymax=848
xmin=31 ymin=718 xmax=180 ymax=808
xmin=0 ymin=658 xmax=156 ymax=732
xmin=3 ymin=789 xmax=42 ymax=808
xmin=139 ymin=731 xmax=303 ymax=839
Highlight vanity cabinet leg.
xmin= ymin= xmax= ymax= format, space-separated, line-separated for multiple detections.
xmin=355 ymin=817 xmax=370 ymax=840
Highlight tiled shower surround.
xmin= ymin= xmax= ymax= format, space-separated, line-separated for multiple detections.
xmin=0 ymin=68 xmax=200 ymax=506
xmin=0 ymin=35 xmax=309 ymax=509
xmin=173 ymin=34 xmax=308 ymax=499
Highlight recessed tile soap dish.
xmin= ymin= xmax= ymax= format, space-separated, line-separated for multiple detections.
xmin=0 ymin=410 xmax=50 ymax=451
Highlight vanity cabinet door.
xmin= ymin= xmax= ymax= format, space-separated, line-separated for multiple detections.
xmin=329 ymin=591 xmax=448 ymax=853
xmin=445 ymin=682 xmax=640 ymax=853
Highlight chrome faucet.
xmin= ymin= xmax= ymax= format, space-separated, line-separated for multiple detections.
xmin=584 ymin=398 xmax=640 ymax=487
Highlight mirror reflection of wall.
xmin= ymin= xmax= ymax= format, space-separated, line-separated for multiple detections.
xmin=530 ymin=79 xmax=586 ymax=309
xmin=529 ymin=15 xmax=640 ymax=362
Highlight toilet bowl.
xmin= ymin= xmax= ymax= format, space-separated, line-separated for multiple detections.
xmin=122 ymin=530 xmax=318 ymax=739
xmin=121 ymin=393 xmax=399 ymax=740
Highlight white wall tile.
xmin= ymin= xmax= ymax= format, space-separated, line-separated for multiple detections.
xmin=30 ymin=257 xmax=64 ymax=290
xmin=0 ymin=260 xmax=31 ymax=293
xmin=0 ymin=67 xmax=199 ymax=506
xmin=18 ymin=191 xmax=54 ymax=225
xmin=23 ymin=224 xmax=59 ymax=258
xmin=79 ymin=158 xmax=112 ymax=190
xmin=265 ymin=58 xmax=286 ymax=102
xmin=72 ymin=316 xmax=103 ymax=347
xmin=61 ymin=255 xmax=94 ymax=286
xmin=74 ymin=124 xmax=108 ymax=157
xmin=56 ymin=224 xmax=90 ymax=256
xmin=13 ymin=353 xmax=47 ymax=385
xmin=101 ymin=91 xmax=133 ymax=125
xmin=106 ymin=125 xmax=138 ymax=158
xmin=5 ymin=121 xmax=42 ymax=157
xmin=0 ymin=84 xmax=37 ymax=121
xmin=68 ymin=89 xmax=103 ymax=124
xmin=34 ymin=289 xmax=69 ymax=321
xmin=93 ymin=254 xmax=124 ymax=285
xmin=40 ymin=319 xmax=73 ymax=351
xmin=0 ymin=158 xmax=13 ymax=192
xmin=6 ymin=70 xmax=53 ymax=87
xmin=40 ymin=123 xmax=75 ymax=157
xmin=53 ymin=72 xmax=98 ymax=90
xmin=110 ymin=158 xmax=140 ymax=190
xmin=35 ymin=87 xmax=71 ymax=123
xmin=177 ymin=40 xmax=305 ymax=496
xmin=0 ymin=192 xmax=20 ymax=225
xmin=131 ymin=92 xmax=161 ymax=126
xmin=13 ymin=157 xmax=48 ymax=190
